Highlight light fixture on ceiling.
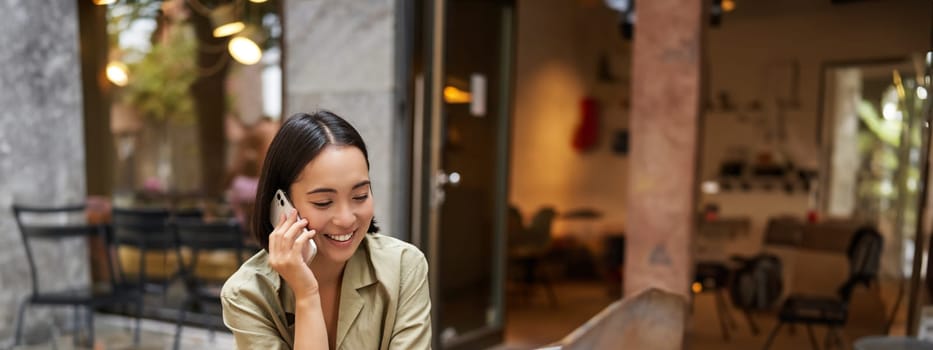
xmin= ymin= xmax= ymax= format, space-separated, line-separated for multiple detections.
xmin=443 ymin=86 xmax=471 ymax=104
xmin=229 ymin=27 xmax=264 ymax=65
xmin=106 ymin=61 xmax=129 ymax=87
xmin=93 ymin=0 xmax=116 ymax=5
xmin=722 ymin=0 xmax=736 ymax=12
xmin=249 ymin=0 xmax=269 ymax=3
xmin=210 ymin=3 xmax=245 ymax=37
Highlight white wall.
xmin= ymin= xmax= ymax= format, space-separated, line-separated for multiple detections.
xmin=511 ymin=0 xmax=631 ymax=242
xmin=701 ymin=0 xmax=932 ymax=181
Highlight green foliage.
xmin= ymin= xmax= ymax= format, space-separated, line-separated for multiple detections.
xmin=122 ymin=24 xmax=199 ymax=125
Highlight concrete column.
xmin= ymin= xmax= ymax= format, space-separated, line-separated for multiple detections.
xmin=624 ymin=0 xmax=703 ymax=300
xmin=283 ymin=0 xmax=405 ymax=237
xmin=0 ymin=0 xmax=88 ymax=344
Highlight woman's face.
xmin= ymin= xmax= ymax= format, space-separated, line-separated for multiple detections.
xmin=289 ymin=145 xmax=373 ymax=265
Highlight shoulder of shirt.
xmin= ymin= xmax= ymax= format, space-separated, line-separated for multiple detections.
xmin=365 ymin=233 xmax=426 ymax=262
xmin=221 ymin=250 xmax=279 ymax=300
xmin=364 ymin=234 xmax=428 ymax=284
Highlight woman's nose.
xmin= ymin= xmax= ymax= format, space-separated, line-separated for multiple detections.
xmin=331 ymin=204 xmax=356 ymax=228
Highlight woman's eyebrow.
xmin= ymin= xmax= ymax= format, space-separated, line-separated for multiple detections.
xmin=306 ymin=180 xmax=371 ymax=195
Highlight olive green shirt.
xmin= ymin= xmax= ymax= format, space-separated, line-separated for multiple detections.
xmin=221 ymin=234 xmax=432 ymax=349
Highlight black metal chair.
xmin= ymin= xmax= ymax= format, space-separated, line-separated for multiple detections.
xmin=12 ymin=204 xmax=140 ymax=347
xmin=110 ymin=207 xmax=183 ymax=339
xmin=692 ymin=216 xmax=754 ymax=341
xmin=507 ymin=206 xmax=558 ymax=306
xmin=762 ymin=226 xmax=883 ymax=350
xmin=172 ymin=218 xmax=247 ymax=350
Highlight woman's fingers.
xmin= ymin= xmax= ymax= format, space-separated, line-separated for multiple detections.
xmin=269 ymin=211 xmax=295 ymax=253
xmin=283 ymin=214 xmax=307 ymax=244
xmin=293 ymin=228 xmax=317 ymax=253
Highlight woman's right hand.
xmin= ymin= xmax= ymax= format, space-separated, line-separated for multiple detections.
xmin=268 ymin=209 xmax=320 ymax=298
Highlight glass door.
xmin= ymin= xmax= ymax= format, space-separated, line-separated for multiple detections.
xmin=414 ymin=0 xmax=514 ymax=348
xmin=820 ymin=54 xmax=932 ymax=335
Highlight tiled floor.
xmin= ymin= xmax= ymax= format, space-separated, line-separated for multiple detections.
xmin=8 ymin=280 xmax=904 ymax=349
xmin=10 ymin=314 xmax=234 ymax=350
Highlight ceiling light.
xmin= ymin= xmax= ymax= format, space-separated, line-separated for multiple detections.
xmin=229 ymin=28 xmax=264 ymax=65
xmin=210 ymin=4 xmax=244 ymax=37
xmin=106 ymin=61 xmax=129 ymax=86
xmin=722 ymin=0 xmax=736 ymax=12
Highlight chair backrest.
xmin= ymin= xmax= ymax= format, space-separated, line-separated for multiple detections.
xmin=12 ymin=203 xmax=103 ymax=296
xmin=527 ymin=207 xmax=557 ymax=247
xmin=174 ymin=218 xmax=246 ymax=271
xmin=174 ymin=219 xmax=244 ymax=250
xmin=507 ymin=205 xmax=526 ymax=246
xmin=729 ymin=253 xmax=783 ymax=311
xmin=111 ymin=207 xmax=173 ymax=249
xmin=838 ymin=226 xmax=883 ymax=301
xmin=173 ymin=207 xmax=205 ymax=221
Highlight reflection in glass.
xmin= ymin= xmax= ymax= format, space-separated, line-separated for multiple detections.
xmin=103 ymin=0 xmax=283 ymax=203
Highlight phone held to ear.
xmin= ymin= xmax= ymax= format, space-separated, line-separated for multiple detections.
xmin=271 ymin=189 xmax=317 ymax=263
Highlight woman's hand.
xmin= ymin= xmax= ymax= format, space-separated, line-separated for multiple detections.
xmin=268 ymin=209 xmax=319 ymax=298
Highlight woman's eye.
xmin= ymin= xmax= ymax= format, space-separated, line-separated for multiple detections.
xmin=312 ymin=201 xmax=332 ymax=208
xmin=353 ymin=194 xmax=369 ymax=201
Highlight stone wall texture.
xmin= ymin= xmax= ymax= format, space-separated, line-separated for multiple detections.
xmin=0 ymin=0 xmax=88 ymax=344
xmin=284 ymin=0 xmax=404 ymax=237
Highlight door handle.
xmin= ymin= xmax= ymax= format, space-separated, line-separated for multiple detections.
xmin=431 ymin=170 xmax=461 ymax=207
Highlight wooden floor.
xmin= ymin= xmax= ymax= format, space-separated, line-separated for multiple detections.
xmin=499 ymin=281 xmax=903 ymax=350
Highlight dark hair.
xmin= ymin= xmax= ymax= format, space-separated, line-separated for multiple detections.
xmin=252 ymin=111 xmax=379 ymax=250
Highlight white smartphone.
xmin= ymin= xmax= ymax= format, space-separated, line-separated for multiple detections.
xmin=270 ymin=189 xmax=317 ymax=262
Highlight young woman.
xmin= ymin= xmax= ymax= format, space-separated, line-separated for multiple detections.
xmin=221 ymin=111 xmax=432 ymax=349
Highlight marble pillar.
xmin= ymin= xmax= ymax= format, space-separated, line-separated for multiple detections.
xmin=284 ymin=0 xmax=403 ymax=237
xmin=0 ymin=0 xmax=88 ymax=344
xmin=624 ymin=0 xmax=703 ymax=300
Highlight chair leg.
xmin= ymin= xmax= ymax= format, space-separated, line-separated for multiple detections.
xmin=715 ymin=290 xmax=737 ymax=330
xmin=830 ymin=327 xmax=846 ymax=349
xmin=173 ymin=302 xmax=188 ymax=350
xmin=716 ymin=289 xmax=739 ymax=329
xmin=86 ymin=306 xmax=95 ymax=349
xmin=762 ymin=322 xmax=783 ymax=350
xmin=823 ymin=326 xmax=832 ymax=350
xmin=205 ymin=299 xmax=217 ymax=342
xmin=743 ymin=309 xmax=760 ymax=335
xmin=134 ymin=294 xmax=144 ymax=345
xmin=73 ymin=305 xmax=81 ymax=347
xmin=805 ymin=325 xmax=820 ymax=350
xmin=14 ymin=300 xmax=29 ymax=345
xmin=209 ymin=322 xmax=217 ymax=342
xmin=541 ymin=271 xmax=558 ymax=308
xmin=714 ymin=293 xmax=731 ymax=341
